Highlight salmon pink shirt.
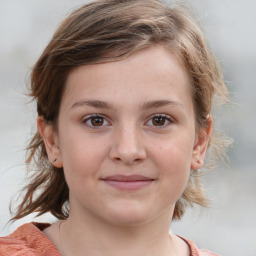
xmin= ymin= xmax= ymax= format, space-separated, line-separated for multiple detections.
xmin=0 ymin=222 xmax=219 ymax=256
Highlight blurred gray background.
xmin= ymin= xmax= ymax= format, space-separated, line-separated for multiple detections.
xmin=0 ymin=0 xmax=255 ymax=255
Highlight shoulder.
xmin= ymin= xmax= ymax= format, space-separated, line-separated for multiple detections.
xmin=178 ymin=236 xmax=220 ymax=256
xmin=0 ymin=222 xmax=61 ymax=256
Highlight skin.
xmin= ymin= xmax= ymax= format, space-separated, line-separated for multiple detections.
xmin=38 ymin=46 xmax=212 ymax=256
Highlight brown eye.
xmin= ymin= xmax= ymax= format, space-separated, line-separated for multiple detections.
xmin=91 ymin=116 xmax=104 ymax=126
xmin=152 ymin=116 xmax=166 ymax=126
xmin=83 ymin=115 xmax=109 ymax=128
xmin=146 ymin=114 xmax=173 ymax=128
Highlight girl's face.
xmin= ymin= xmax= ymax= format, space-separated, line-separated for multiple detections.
xmin=43 ymin=46 xmax=210 ymax=226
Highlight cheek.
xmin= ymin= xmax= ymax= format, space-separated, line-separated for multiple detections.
xmin=151 ymin=136 xmax=194 ymax=192
xmin=59 ymin=133 xmax=108 ymax=184
xmin=153 ymin=135 xmax=194 ymax=171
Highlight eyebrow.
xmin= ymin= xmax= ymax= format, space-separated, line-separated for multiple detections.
xmin=71 ymin=99 xmax=183 ymax=110
xmin=71 ymin=100 xmax=111 ymax=109
xmin=140 ymin=100 xmax=183 ymax=110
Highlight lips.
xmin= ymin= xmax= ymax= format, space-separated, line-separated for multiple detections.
xmin=101 ymin=175 xmax=155 ymax=190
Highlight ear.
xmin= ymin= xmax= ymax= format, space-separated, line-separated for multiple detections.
xmin=37 ymin=116 xmax=63 ymax=168
xmin=191 ymin=116 xmax=213 ymax=170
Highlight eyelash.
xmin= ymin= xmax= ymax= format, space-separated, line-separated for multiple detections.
xmin=82 ymin=114 xmax=174 ymax=129
xmin=82 ymin=114 xmax=110 ymax=129
xmin=145 ymin=114 xmax=174 ymax=128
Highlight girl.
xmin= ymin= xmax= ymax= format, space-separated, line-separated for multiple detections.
xmin=0 ymin=0 xmax=229 ymax=255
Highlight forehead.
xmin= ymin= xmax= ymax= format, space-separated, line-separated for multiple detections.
xmin=61 ymin=46 xmax=193 ymax=111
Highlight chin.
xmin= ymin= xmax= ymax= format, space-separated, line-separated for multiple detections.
xmin=105 ymin=202 xmax=152 ymax=227
xmin=108 ymin=214 xmax=150 ymax=227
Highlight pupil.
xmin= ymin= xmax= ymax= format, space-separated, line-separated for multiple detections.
xmin=153 ymin=116 xmax=165 ymax=126
xmin=91 ymin=117 xmax=103 ymax=126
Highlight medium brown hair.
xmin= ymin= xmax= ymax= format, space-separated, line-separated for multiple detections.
xmin=12 ymin=0 xmax=229 ymax=221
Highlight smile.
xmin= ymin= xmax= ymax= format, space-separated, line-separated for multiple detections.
xmin=101 ymin=175 xmax=155 ymax=190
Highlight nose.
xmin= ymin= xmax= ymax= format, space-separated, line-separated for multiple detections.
xmin=109 ymin=124 xmax=147 ymax=165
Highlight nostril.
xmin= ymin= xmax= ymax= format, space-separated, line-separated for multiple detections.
xmin=112 ymin=155 xmax=144 ymax=165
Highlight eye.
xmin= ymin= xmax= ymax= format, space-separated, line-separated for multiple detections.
xmin=82 ymin=114 xmax=110 ymax=128
xmin=146 ymin=114 xmax=173 ymax=127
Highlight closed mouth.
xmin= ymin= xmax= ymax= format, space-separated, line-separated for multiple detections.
xmin=101 ymin=175 xmax=155 ymax=190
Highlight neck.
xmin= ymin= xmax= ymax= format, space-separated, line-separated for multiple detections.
xmin=59 ymin=209 xmax=178 ymax=256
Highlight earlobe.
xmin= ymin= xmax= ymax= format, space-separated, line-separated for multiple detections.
xmin=191 ymin=116 xmax=213 ymax=170
xmin=37 ymin=116 xmax=63 ymax=168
